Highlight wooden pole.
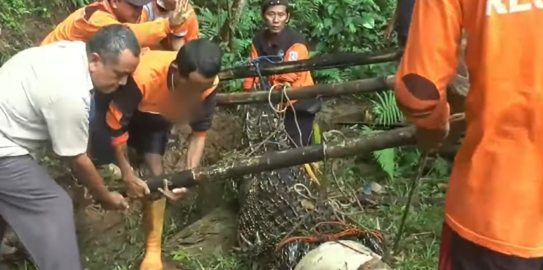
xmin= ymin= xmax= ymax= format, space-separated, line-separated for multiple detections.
xmin=218 ymin=49 xmax=403 ymax=81
xmin=215 ymin=75 xmax=395 ymax=106
xmin=145 ymin=126 xmax=416 ymax=192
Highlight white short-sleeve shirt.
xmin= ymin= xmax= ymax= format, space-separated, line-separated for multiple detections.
xmin=0 ymin=41 xmax=94 ymax=157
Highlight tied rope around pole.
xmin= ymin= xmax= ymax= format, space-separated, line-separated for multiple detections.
xmin=247 ymin=55 xmax=284 ymax=91
xmin=245 ymin=53 xmax=308 ymax=151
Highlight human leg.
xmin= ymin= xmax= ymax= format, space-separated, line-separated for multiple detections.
xmin=138 ymin=147 xmax=168 ymax=270
xmin=140 ymin=197 xmax=167 ymax=270
xmin=125 ymin=113 xmax=170 ymax=270
xmin=0 ymin=156 xmax=82 ymax=270
xmin=88 ymin=97 xmax=116 ymax=167
xmin=283 ymin=108 xmax=315 ymax=148
xmin=439 ymin=223 xmax=543 ymax=270
xmin=283 ymin=108 xmax=322 ymax=184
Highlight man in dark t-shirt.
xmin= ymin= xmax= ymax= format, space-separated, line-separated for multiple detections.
xmin=384 ymin=0 xmax=415 ymax=47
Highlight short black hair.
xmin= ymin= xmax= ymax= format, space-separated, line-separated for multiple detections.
xmin=86 ymin=24 xmax=140 ymax=64
xmin=261 ymin=0 xmax=290 ymax=14
xmin=175 ymin=38 xmax=222 ymax=79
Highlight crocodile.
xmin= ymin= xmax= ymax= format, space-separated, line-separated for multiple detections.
xmin=235 ymin=104 xmax=384 ymax=269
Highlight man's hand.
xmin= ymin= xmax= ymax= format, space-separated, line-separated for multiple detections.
xmin=99 ymin=191 xmax=129 ymax=210
xmin=168 ymin=0 xmax=192 ymax=27
xmin=415 ymin=124 xmax=450 ymax=152
xmin=124 ymin=173 xmax=150 ymax=199
xmin=384 ymin=21 xmax=394 ymax=43
xmin=158 ymin=179 xmax=188 ymax=202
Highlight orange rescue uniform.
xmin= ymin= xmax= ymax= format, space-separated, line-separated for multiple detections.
xmin=243 ymin=27 xmax=314 ymax=92
xmin=242 ymin=27 xmax=318 ymax=148
xmin=105 ymin=50 xmax=218 ymax=147
xmin=41 ymin=0 xmax=177 ymax=47
xmin=395 ymin=0 xmax=543 ymax=258
xmin=141 ymin=1 xmax=199 ymax=42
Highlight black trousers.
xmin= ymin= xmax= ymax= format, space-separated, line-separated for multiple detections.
xmin=90 ymin=108 xmax=171 ymax=167
xmin=439 ymin=223 xmax=543 ymax=270
xmin=283 ymin=108 xmax=315 ymax=148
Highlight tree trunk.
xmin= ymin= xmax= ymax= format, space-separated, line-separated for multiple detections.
xmin=215 ymin=76 xmax=395 ymax=105
xmin=218 ymin=49 xmax=403 ymax=81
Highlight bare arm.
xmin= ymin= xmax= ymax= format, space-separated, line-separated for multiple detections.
xmin=42 ymin=93 xmax=111 ymax=200
xmin=185 ymin=87 xmax=218 ymax=169
xmin=185 ymin=136 xmax=206 ymax=169
xmin=113 ymin=142 xmax=136 ymax=180
xmin=70 ymin=153 xmax=110 ymax=199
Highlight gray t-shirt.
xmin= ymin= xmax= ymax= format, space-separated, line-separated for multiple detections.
xmin=0 ymin=41 xmax=93 ymax=157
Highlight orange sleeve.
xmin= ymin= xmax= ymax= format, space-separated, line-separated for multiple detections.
xmin=189 ymin=80 xmax=218 ymax=137
xmin=171 ymin=7 xmax=199 ymax=41
xmin=243 ymin=43 xmax=259 ymax=91
xmin=105 ymin=78 xmax=144 ymax=146
xmin=87 ymin=12 xmax=170 ymax=48
xmin=106 ymin=102 xmax=130 ymax=146
xmin=140 ymin=7 xmax=150 ymax=22
xmin=394 ymin=0 xmax=462 ymax=130
xmin=273 ymin=43 xmax=309 ymax=87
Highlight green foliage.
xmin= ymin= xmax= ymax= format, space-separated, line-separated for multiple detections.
xmin=361 ymin=126 xmax=396 ymax=180
xmin=371 ymin=90 xmax=404 ymax=126
xmin=70 ymin=0 xmax=90 ymax=8
xmin=194 ymin=0 xmax=397 ymax=91
xmin=0 ymin=0 xmax=69 ymax=64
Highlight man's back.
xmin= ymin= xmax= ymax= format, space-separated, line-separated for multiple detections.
xmin=396 ymin=0 xmax=543 ymax=258
xmin=450 ymin=0 xmax=543 ymax=257
xmin=0 ymin=41 xmax=93 ymax=156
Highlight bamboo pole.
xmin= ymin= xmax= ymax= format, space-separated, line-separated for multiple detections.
xmin=215 ymin=75 xmax=396 ymax=106
xmin=218 ymin=49 xmax=403 ymax=81
xmin=145 ymin=126 xmax=416 ymax=192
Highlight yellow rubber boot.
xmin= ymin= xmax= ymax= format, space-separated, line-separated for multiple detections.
xmin=303 ymin=163 xmax=320 ymax=186
xmin=140 ymin=198 xmax=167 ymax=270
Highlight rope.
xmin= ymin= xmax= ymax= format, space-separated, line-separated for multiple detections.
xmin=247 ymin=55 xmax=284 ymax=91
xmin=245 ymin=52 xmax=307 ymax=150
xmin=246 ymin=54 xmax=372 ymax=255
xmin=276 ymin=221 xmax=385 ymax=252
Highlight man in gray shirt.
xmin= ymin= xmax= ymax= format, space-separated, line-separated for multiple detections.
xmin=0 ymin=25 xmax=140 ymax=270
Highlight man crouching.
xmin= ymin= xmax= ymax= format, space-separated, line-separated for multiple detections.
xmin=89 ymin=38 xmax=222 ymax=270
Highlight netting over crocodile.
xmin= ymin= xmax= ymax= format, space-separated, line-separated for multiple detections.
xmin=234 ymin=99 xmax=385 ymax=269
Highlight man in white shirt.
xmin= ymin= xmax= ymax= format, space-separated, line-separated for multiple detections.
xmin=0 ymin=24 xmax=140 ymax=270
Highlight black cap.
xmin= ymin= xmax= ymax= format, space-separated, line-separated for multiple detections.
xmin=261 ymin=0 xmax=290 ymax=13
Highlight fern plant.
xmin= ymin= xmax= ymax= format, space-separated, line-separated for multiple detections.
xmin=364 ymin=90 xmax=405 ymax=179
xmin=371 ymin=90 xmax=404 ymax=126
xmin=361 ymin=126 xmax=396 ymax=180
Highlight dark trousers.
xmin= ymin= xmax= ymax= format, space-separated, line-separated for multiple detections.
xmin=439 ymin=223 xmax=543 ymax=270
xmin=90 ymin=109 xmax=171 ymax=167
xmin=398 ymin=35 xmax=408 ymax=48
xmin=0 ymin=156 xmax=81 ymax=270
xmin=283 ymin=108 xmax=315 ymax=148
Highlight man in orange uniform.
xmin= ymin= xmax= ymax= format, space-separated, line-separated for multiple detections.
xmin=41 ymin=0 xmax=192 ymax=48
xmin=243 ymin=0 xmax=316 ymax=148
xmin=141 ymin=0 xmax=199 ymax=51
xmin=394 ymin=0 xmax=543 ymax=269
xmin=89 ymin=38 xmax=222 ymax=270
